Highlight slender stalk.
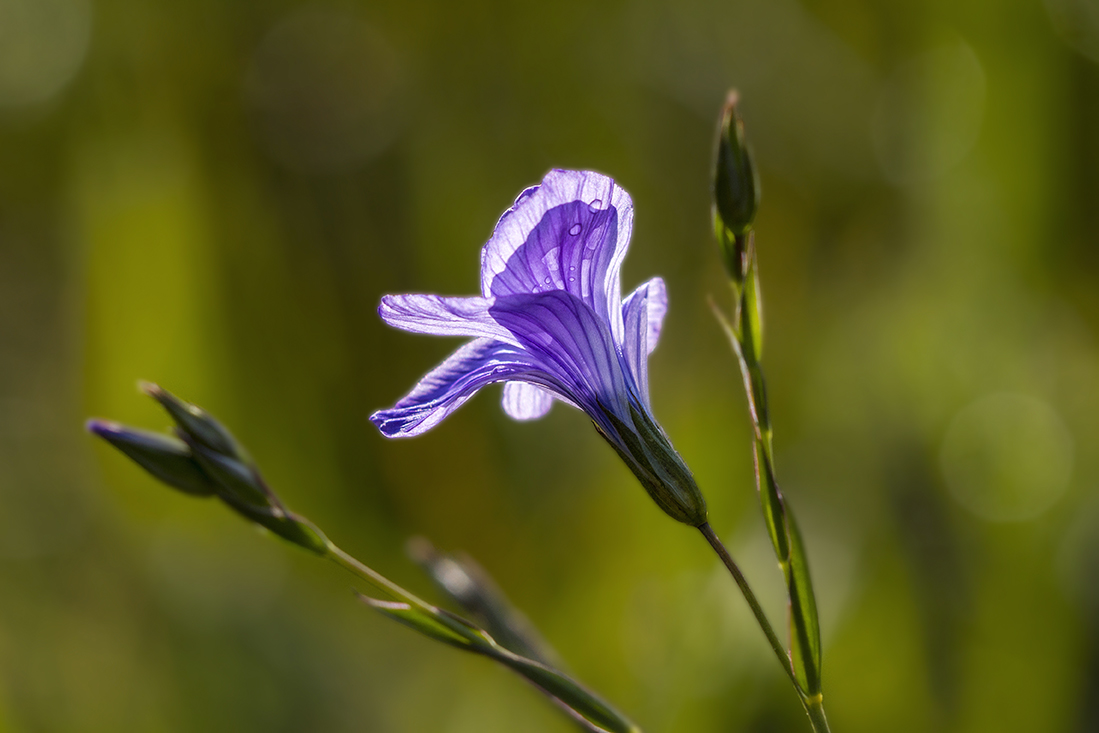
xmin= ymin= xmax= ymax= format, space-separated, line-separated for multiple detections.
xmin=699 ymin=523 xmax=832 ymax=733
xmin=805 ymin=695 xmax=831 ymax=733
xmin=698 ymin=522 xmax=795 ymax=687
xmin=326 ymin=542 xmax=432 ymax=610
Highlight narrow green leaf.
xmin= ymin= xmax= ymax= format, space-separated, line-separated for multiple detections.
xmin=709 ymin=299 xmax=759 ymax=427
xmin=754 ymin=440 xmax=789 ymax=563
xmin=408 ymin=538 xmax=560 ymax=667
xmin=362 ymin=592 xmax=639 ymax=733
xmin=786 ymin=508 xmax=822 ymax=695
xmin=490 ymin=650 xmax=640 ymax=733
xmin=361 ymin=597 xmax=483 ymax=650
xmin=188 ymin=442 xmax=272 ymax=509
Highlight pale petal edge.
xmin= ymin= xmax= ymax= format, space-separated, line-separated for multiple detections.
xmin=621 ymin=277 xmax=668 ymax=404
xmin=378 ymin=294 xmax=517 ymax=346
xmin=501 ymin=382 xmax=555 ymax=421
xmin=371 ymin=338 xmax=530 ymax=437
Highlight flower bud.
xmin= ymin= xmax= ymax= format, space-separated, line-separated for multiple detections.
xmin=712 ymin=91 xmax=760 ymax=279
xmin=186 ymin=441 xmax=274 ymax=510
xmin=89 ymin=386 xmax=330 ymax=555
xmin=141 ymin=382 xmax=245 ymax=460
xmin=86 ymin=419 xmax=217 ymax=496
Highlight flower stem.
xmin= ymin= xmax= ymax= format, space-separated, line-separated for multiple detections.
xmin=698 ymin=522 xmax=795 ymax=686
xmin=698 ymin=522 xmax=832 ymax=733
xmin=804 ymin=694 xmax=831 ymax=733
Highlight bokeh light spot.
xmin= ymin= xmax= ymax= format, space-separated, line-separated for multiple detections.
xmin=872 ymin=41 xmax=985 ymax=184
xmin=940 ymin=393 xmax=1073 ymax=523
xmin=0 ymin=0 xmax=91 ymax=108
xmin=1044 ymin=0 xmax=1099 ymax=64
xmin=244 ymin=6 xmax=407 ymax=174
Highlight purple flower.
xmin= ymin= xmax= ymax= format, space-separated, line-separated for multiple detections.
xmin=371 ymin=170 xmax=706 ymax=526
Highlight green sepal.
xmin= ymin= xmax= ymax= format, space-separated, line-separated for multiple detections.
xmin=187 ymin=441 xmax=273 ymax=509
xmin=714 ymin=221 xmax=748 ymax=286
xmin=86 ymin=420 xmax=216 ymax=496
xmin=142 ymin=382 xmax=245 ymax=460
xmin=598 ymin=406 xmax=707 ymax=527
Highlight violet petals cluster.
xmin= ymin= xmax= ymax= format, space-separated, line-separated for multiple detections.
xmin=371 ymin=170 xmax=706 ymax=526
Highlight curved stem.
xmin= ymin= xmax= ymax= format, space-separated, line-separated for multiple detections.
xmin=698 ymin=522 xmax=795 ymax=687
xmin=699 ymin=523 xmax=833 ymax=733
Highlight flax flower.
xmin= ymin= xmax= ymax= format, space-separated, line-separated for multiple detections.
xmin=371 ymin=170 xmax=706 ymax=526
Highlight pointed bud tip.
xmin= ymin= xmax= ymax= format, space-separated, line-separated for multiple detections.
xmin=713 ymin=89 xmax=760 ymax=278
xmin=86 ymin=419 xmax=142 ymax=442
xmin=143 ymin=383 xmax=240 ymax=458
xmin=85 ymin=418 xmax=115 ymax=436
xmin=724 ymin=89 xmax=740 ymax=112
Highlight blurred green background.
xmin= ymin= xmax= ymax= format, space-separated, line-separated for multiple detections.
xmin=2 ymin=0 xmax=1099 ymax=730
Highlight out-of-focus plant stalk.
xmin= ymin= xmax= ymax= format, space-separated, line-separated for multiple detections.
xmin=88 ymin=385 xmax=640 ymax=733
xmin=709 ymin=91 xmax=830 ymax=733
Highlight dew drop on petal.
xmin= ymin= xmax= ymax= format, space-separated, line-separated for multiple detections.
xmin=544 ymin=277 xmax=551 ymax=284
xmin=568 ymin=223 xmax=582 ymax=236
xmin=588 ymin=199 xmax=602 ymax=212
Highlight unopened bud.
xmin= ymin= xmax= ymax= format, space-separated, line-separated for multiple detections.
xmin=141 ymin=382 xmax=245 ymax=460
xmin=86 ymin=419 xmax=216 ymax=496
xmin=89 ymin=385 xmax=330 ymax=556
xmin=712 ymin=91 xmax=760 ymax=280
xmin=186 ymin=441 xmax=274 ymax=511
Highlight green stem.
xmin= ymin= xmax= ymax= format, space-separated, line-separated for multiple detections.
xmin=326 ymin=542 xmax=432 ymax=610
xmin=698 ymin=522 xmax=796 ymax=688
xmin=699 ymin=523 xmax=832 ymax=733
xmin=804 ymin=694 xmax=831 ymax=733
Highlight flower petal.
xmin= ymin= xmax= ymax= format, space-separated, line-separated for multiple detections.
xmin=621 ymin=277 xmax=668 ymax=403
xmin=370 ymin=338 xmax=536 ymax=437
xmin=489 ymin=290 xmax=635 ymax=427
xmin=501 ymin=382 xmax=555 ymax=420
xmin=480 ymin=170 xmax=634 ymax=341
xmin=379 ymin=294 xmax=517 ymax=345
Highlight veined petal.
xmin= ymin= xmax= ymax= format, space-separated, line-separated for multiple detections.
xmin=371 ymin=339 xmax=535 ymax=437
xmin=489 ymin=290 xmax=634 ymax=426
xmin=480 ymin=170 xmax=634 ymax=341
xmin=501 ymin=382 xmax=556 ymax=420
xmin=621 ymin=277 xmax=668 ymax=404
xmin=379 ymin=294 xmax=518 ymax=345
